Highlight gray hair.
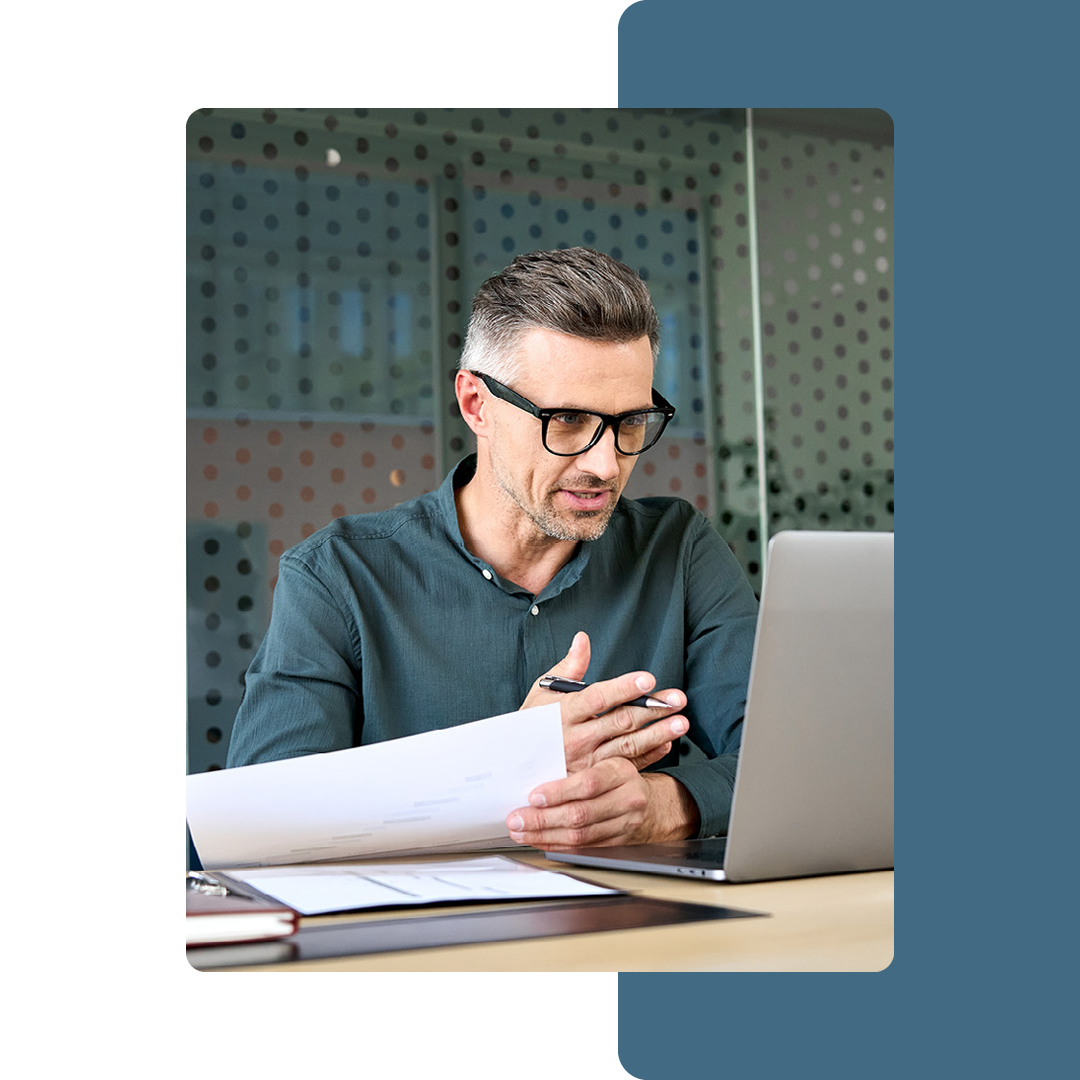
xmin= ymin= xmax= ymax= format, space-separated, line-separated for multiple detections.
xmin=458 ymin=247 xmax=661 ymax=383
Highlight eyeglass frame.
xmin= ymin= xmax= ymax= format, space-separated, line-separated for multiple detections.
xmin=468 ymin=371 xmax=676 ymax=457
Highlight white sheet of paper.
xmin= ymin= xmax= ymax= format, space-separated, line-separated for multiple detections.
xmin=226 ymin=856 xmax=619 ymax=915
xmin=187 ymin=705 xmax=565 ymax=869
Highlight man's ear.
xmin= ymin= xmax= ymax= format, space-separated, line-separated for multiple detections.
xmin=455 ymin=369 xmax=489 ymax=438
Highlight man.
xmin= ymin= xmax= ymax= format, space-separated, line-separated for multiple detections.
xmin=227 ymin=247 xmax=759 ymax=850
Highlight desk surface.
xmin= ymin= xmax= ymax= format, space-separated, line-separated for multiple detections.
xmin=206 ymin=850 xmax=893 ymax=973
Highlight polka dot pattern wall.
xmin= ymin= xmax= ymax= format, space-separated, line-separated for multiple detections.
xmin=187 ymin=108 xmax=893 ymax=771
xmin=753 ymin=130 xmax=894 ymax=532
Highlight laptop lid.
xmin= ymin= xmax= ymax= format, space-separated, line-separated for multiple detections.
xmin=547 ymin=530 xmax=894 ymax=883
xmin=722 ymin=529 xmax=893 ymax=881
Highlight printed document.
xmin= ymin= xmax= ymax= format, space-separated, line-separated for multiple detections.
xmin=225 ymin=856 xmax=620 ymax=915
xmin=187 ymin=705 xmax=565 ymax=869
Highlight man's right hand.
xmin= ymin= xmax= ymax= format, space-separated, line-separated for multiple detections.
xmin=520 ymin=631 xmax=689 ymax=773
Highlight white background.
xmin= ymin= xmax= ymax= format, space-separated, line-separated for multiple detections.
xmin=6 ymin=3 xmax=637 ymax=1079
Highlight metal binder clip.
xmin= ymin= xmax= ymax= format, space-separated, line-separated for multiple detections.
xmin=187 ymin=871 xmax=229 ymax=897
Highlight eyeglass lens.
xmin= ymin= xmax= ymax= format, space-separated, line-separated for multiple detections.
xmin=545 ymin=411 xmax=668 ymax=455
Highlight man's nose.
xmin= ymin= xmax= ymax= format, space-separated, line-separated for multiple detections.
xmin=573 ymin=423 xmax=621 ymax=480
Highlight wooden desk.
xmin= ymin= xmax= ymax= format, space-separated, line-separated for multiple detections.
xmin=207 ymin=851 xmax=893 ymax=973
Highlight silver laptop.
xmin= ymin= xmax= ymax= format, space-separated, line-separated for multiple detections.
xmin=548 ymin=530 xmax=893 ymax=883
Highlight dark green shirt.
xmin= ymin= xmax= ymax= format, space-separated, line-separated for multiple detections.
xmin=227 ymin=456 xmax=759 ymax=837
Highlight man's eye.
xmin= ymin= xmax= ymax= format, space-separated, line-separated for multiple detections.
xmin=621 ymin=413 xmax=648 ymax=429
xmin=551 ymin=412 xmax=588 ymax=427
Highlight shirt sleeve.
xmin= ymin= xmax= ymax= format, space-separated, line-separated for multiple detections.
xmin=653 ymin=514 xmax=759 ymax=837
xmin=226 ymin=552 xmax=361 ymax=766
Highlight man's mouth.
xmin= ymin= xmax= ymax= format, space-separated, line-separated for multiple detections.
xmin=557 ymin=488 xmax=614 ymax=511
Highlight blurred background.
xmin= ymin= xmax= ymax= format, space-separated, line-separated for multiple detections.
xmin=186 ymin=107 xmax=894 ymax=772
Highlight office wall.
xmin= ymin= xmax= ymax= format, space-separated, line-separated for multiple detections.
xmin=752 ymin=125 xmax=894 ymax=536
xmin=186 ymin=108 xmax=894 ymax=771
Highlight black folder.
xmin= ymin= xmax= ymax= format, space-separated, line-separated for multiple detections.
xmin=188 ymin=893 xmax=764 ymax=969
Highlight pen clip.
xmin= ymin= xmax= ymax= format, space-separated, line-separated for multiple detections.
xmin=539 ymin=676 xmax=587 ymax=690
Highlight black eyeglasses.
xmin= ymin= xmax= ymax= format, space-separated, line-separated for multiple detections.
xmin=471 ymin=372 xmax=676 ymax=457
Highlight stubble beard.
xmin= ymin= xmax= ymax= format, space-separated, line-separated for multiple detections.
xmin=491 ymin=455 xmax=618 ymax=543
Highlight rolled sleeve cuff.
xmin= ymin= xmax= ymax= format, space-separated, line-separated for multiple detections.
xmin=655 ymin=753 xmax=739 ymax=838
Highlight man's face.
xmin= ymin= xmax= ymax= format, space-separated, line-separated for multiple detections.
xmin=485 ymin=327 xmax=656 ymax=543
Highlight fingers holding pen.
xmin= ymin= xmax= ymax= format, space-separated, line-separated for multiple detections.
xmin=571 ymin=670 xmax=681 ymax=720
xmin=585 ymin=711 xmax=685 ymax=771
xmin=523 ymin=634 xmax=680 ymax=723
xmin=563 ymin=673 xmax=689 ymax=771
xmin=519 ymin=632 xmax=689 ymax=772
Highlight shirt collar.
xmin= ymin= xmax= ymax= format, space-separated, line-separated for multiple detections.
xmin=436 ymin=454 xmax=592 ymax=600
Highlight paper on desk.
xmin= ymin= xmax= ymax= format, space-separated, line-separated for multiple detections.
xmin=226 ymin=856 xmax=620 ymax=915
xmin=187 ymin=705 xmax=565 ymax=870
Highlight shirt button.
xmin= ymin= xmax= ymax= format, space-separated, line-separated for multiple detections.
xmin=482 ymin=569 xmax=493 ymax=580
xmin=530 ymin=606 xmax=539 ymax=616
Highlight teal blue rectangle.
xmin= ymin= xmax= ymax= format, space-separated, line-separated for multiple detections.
xmin=618 ymin=1 xmax=1073 ymax=1077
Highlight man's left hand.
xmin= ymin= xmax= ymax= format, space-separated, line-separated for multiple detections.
xmin=505 ymin=759 xmax=700 ymax=851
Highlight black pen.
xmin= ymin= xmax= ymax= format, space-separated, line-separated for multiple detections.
xmin=538 ymin=676 xmax=673 ymax=709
